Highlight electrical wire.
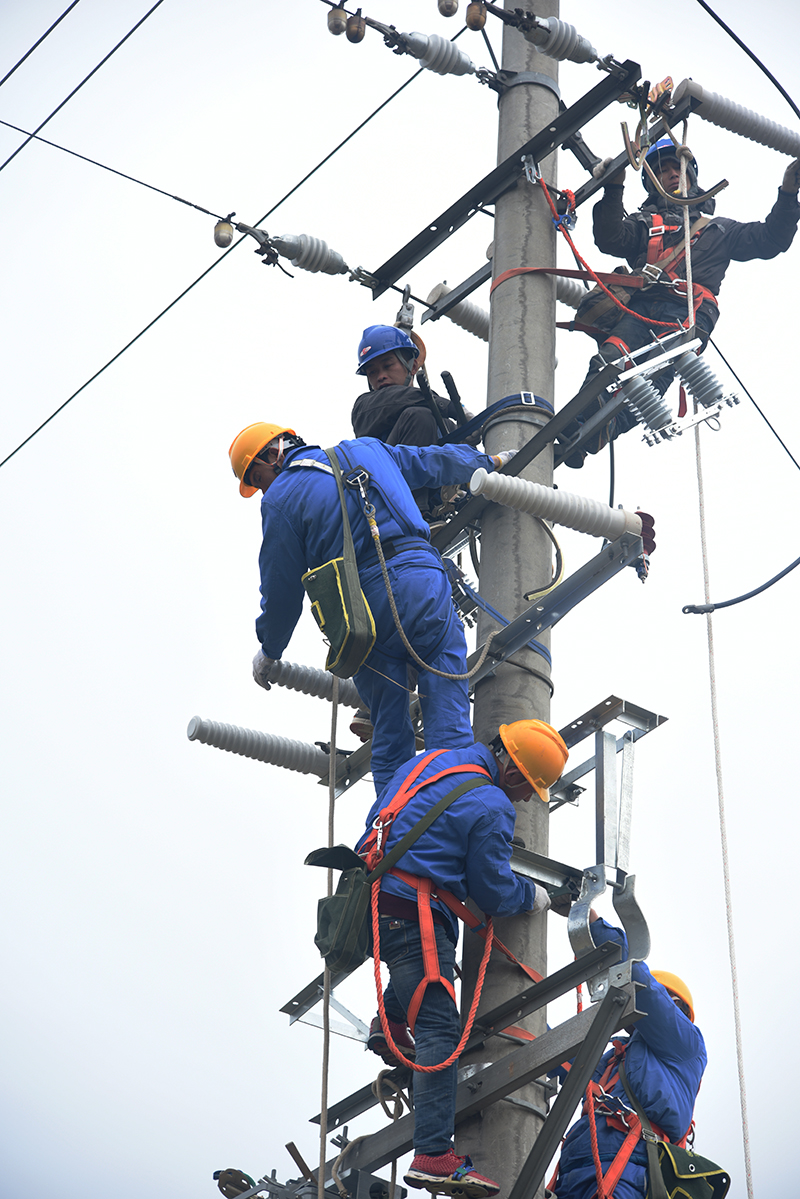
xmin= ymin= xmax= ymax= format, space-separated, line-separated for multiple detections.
xmin=0 ymin=119 xmax=228 ymax=220
xmin=0 ymin=51 xmax=437 ymax=471
xmin=708 ymin=337 xmax=800 ymax=472
xmin=682 ymin=551 xmax=800 ymax=614
xmin=0 ymin=0 xmax=83 ymax=90
xmin=692 ymin=0 xmax=800 ymax=123
xmin=0 ymin=0 xmax=166 ymax=175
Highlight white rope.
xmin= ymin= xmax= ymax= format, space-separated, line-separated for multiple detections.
xmin=693 ymin=425 xmax=754 ymax=1199
xmin=679 ymin=123 xmax=695 ymax=330
xmin=318 ymin=677 xmax=339 ymax=1199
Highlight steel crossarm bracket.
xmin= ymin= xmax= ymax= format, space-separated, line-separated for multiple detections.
xmin=464 ymin=534 xmax=644 ymax=688
xmin=319 ymin=985 xmax=639 ymax=1181
xmin=430 ymin=361 xmax=621 ymax=555
xmin=312 ymin=942 xmax=622 ymax=1129
xmin=369 ymin=61 xmax=642 ymax=299
xmin=509 ymin=846 xmax=584 ymax=892
xmin=505 ymin=989 xmax=633 ymax=1199
xmin=281 ymin=966 xmax=359 ymax=1023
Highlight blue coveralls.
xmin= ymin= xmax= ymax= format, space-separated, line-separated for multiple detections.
xmin=255 ymin=438 xmax=498 ymax=795
xmin=355 ymin=743 xmax=537 ymax=1155
xmin=554 ymin=919 xmax=707 ymax=1199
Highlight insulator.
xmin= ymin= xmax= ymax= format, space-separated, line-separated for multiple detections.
xmin=465 ymin=2 xmax=486 ymax=30
xmin=187 ymin=717 xmax=330 ymax=777
xmin=673 ymin=79 xmax=800 ymax=158
xmin=524 ymin=17 xmax=597 ymax=64
xmin=555 ymin=276 xmax=586 ymax=310
xmin=403 ymin=31 xmax=476 ymax=76
xmin=270 ymin=233 xmax=348 ymax=275
xmin=426 ymin=283 xmax=489 ymax=341
xmin=213 ymin=220 xmax=233 ymax=248
xmin=438 ymin=0 xmax=459 ymax=15
xmin=346 ymin=10 xmax=365 ymax=42
xmin=469 ymin=469 xmax=642 ymax=542
xmin=673 ymin=351 xmax=724 ymax=409
xmin=260 ymin=658 xmax=362 ymax=708
xmin=327 ymin=7 xmax=347 ymax=36
xmin=620 ymin=374 xmax=673 ymax=433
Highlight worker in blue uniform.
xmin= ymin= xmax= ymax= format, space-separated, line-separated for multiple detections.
xmin=356 ymin=721 xmax=569 ymax=1199
xmin=552 ymin=913 xmax=706 ymax=1199
xmin=561 ymin=141 xmax=800 ymax=465
xmin=229 ymin=422 xmax=516 ymax=796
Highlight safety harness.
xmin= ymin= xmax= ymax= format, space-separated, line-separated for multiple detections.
xmin=364 ymin=749 xmax=544 ymax=1072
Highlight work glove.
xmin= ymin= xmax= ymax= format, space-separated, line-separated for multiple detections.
xmin=593 ymin=157 xmax=625 ymax=186
xmin=492 ymin=449 xmax=517 ymax=469
xmin=252 ymin=648 xmax=276 ymax=690
xmin=529 ymin=886 xmax=551 ymax=916
xmin=782 ymin=158 xmax=800 ymax=194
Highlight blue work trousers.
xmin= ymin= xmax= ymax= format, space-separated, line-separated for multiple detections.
xmin=355 ymin=548 xmax=473 ymax=796
xmin=376 ymin=915 xmax=461 ymax=1156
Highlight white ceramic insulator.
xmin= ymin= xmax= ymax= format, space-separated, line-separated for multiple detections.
xmin=673 ymin=79 xmax=800 ymax=157
xmin=620 ymin=374 xmax=673 ymax=432
xmin=426 ymin=283 xmax=489 ymax=341
xmin=469 ymin=469 xmax=642 ymax=542
xmin=525 ymin=18 xmax=597 ymax=64
xmin=187 ymin=716 xmax=330 ymax=777
xmin=673 ymin=351 xmax=724 ymax=408
xmin=403 ymin=31 xmax=475 ymax=76
xmin=555 ymin=275 xmax=586 ymax=310
xmin=261 ymin=658 xmax=362 ymax=708
xmin=271 ymin=233 xmax=348 ymax=275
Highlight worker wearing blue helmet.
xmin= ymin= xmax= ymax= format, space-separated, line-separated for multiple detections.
xmin=560 ymin=138 xmax=800 ymax=466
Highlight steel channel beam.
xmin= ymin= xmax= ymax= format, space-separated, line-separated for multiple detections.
xmin=509 ymin=846 xmax=584 ymax=891
xmin=505 ymin=989 xmax=631 ymax=1199
xmin=319 ymin=985 xmax=638 ymax=1180
xmin=370 ymin=62 xmax=642 ymax=299
xmin=312 ymin=943 xmax=622 ymax=1128
xmin=617 ymin=733 xmax=635 ymax=873
xmin=596 ymin=731 xmax=618 ymax=870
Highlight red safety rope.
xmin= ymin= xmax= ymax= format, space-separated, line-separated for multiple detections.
xmin=371 ymin=876 xmax=493 ymax=1073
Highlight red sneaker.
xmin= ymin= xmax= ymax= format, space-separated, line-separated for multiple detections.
xmin=404 ymin=1152 xmax=500 ymax=1198
xmin=367 ymin=1016 xmax=416 ymax=1066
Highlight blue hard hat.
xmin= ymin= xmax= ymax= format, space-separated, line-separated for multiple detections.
xmin=356 ymin=325 xmax=419 ymax=375
xmin=644 ymin=137 xmax=697 ymax=189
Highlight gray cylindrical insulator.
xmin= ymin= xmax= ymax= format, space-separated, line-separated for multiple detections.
xmin=673 ymin=351 xmax=723 ymax=408
xmin=187 ymin=716 xmax=330 ymax=777
xmin=426 ymin=283 xmax=489 ymax=341
xmin=555 ymin=276 xmax=586 ymax=310
xmin=403 ymin=31 xmax=475 ymax=76
xmin=263 ymin=659 xmax=362 ymax=708
xmin=620 ymin=374 xmax=673 ymax=432
xmin=673 ymin=79 xmax=800 ymax=158
xmin=270 ymin=234 xmax=348 ymax=275
xmin=524 ymin=17 xmax=597 ymax=64
xmin=469 ymin=468 xmax=642 ymax=542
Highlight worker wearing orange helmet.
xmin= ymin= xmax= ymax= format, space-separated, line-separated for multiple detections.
xmin=551 ymin=912 xmax=708 ymax=1199
xmin=354 ymin=718 xmax=569 ymax=1199
xmin=229 ymin=421 xmax=517 ymax=796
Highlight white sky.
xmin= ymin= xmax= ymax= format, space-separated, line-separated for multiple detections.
xmin=2 ymin=2 xmax=798 ymax=1196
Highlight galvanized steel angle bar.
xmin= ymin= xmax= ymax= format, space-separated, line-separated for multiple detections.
xmin=369 ymin=62 xmax=642 ymax=299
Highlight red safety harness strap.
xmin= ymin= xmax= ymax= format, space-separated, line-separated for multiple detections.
xmin=405 ymin=876 xmax=458 ymax=1032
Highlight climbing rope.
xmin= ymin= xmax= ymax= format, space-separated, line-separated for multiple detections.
xmin=318 ymin=678 xmax=339 ymax=1199
xmin=693 ymin=427 xmax=754 ymax=1199
xmin=372 ymin=1070 xmax=411 ymax=1199
xmin=330 ymin=1133 xmax=368 ymax=1199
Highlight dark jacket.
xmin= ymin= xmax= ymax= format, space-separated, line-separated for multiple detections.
xmin=351 ymin=384 xmax=456 ymax=441
xmin=593 ymin=182 xmax=799 ymax=326
xmin=355 ymin=742 xmax=535 ymax=944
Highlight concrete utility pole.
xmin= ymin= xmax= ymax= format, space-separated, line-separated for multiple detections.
xmin=459 ymin=3 xmax=560 ymax=1194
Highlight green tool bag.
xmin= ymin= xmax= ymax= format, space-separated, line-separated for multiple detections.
xmin=575 ymin=266 xmax=636 ymax=333
xmin=301 ymin=448 xmax=376 ymax=679
xmin=619 ymin=1060 xmax=731 ymax=1199
xmin=306 ymin=778 xmax=491 ymax=975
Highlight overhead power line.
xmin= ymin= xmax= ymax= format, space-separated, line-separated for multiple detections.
xmin=0 ymin=0 xmax=83 ymax=90
xmin=0 ymin=0 xmax=167 ymax=175
xmin=709 ymin=337 xmax=800 ymax=472
xmin=0 ymin=56 xmax=435 ymax=471
xmin=693 ymin=0 xmax=800 ymax=123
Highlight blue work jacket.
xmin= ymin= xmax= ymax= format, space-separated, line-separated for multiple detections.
xmin=355 ymin=742 xmax=535 ymax=944
xmin=555 ymin=918 xmax=707 ymax=1199
xmin=255 ymin=438 xmax=495 ymax=658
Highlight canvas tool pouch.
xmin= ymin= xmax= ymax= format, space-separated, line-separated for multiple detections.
xmin=301 ymin=448 xmax=376 ymax=679
xmin=575 ymin=265 xmax=636 ymax=332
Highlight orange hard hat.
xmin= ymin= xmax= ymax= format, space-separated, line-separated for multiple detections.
xmin=652 ymin=970 xmax=695 ymax=1022
xmin=498 ymin=719 xmax=569 ymax=802
xmin=229 ymin=422 xmax=296 ymax=498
